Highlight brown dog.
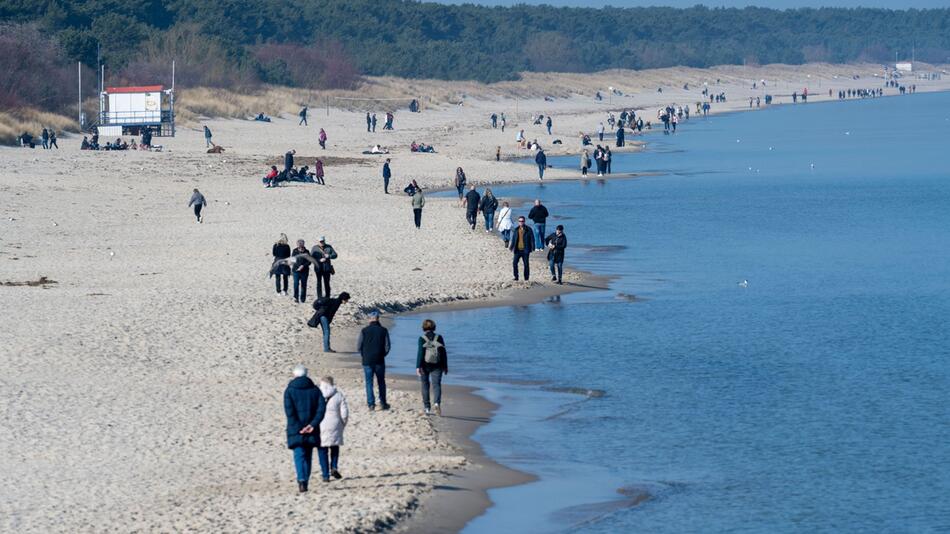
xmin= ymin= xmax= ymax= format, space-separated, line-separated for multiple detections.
xmin=207 ymin=143 xmax=225 ymax=154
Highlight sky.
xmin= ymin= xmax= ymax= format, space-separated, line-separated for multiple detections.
xmin=434 ymin=0 xmax=947 ymax=8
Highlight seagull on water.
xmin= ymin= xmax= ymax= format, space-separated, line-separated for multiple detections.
xmin=738 ymin=280 xmax=749 ymax=288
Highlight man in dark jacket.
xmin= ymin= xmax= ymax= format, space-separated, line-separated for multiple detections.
xmin=528 ymin=199 xmax=549 ymax=251
xmin=535 ymin=149 xmax=547 ymax=180
xmin=416 ymin=319 xmax=448 ymax=416
xmin=356 ymin=310 xmax=391 ymax=410
xmin=309 ymin=291 xmax=349 ymax=352
xmin=284 ymin=149 xmax=296 ymax=172
xmin=509 ymin=216 xmax=535 ymax=281
xmin=546 ymin=225 xmax=568 ymax=284
xmin=463 ymin=185 xmax=480 ymax=230
xmin=310 ymin=236 xmax=338 ymax=299
xmin=291 ymin=239 xmax=311 ymax=303
xmin=299 ymin=106 xmax=308 ymax=126
xmin=366 ymin=112 xmax=371 ymax=132
xmin=284 ymin=364 xmax=326 ymax=493
xmin=382 ymin=159 xmax=392 ymax=194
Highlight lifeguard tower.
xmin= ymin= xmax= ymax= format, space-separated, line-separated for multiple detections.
xmin=97 ymin=85 xmax=175 ymax=138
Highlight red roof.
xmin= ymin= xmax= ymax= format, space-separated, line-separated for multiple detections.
xmin=106 ymin=85 xmax=164 ymax=94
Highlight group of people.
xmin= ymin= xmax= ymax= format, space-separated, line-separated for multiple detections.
xmin=489 ymin=112 xmax=507 ymax=131
xmin=580 ymin=145 xmax=612 ymax=176
xmin=271 ymin=233 xmax=339 ymax=306
xmin=263 ymin=150 xmax=326 ymax=187
xmin=19 ymin=128 xmax=58 ymax=149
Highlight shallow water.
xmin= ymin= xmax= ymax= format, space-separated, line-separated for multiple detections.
xmin=390 ymin=93 xmax=950 ymax=532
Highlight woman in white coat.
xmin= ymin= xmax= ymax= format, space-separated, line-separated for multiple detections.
xmin=318 ymin=376 xmax=349 ymax=482
xmin=497 ymin=201 xmax=513 ymax=248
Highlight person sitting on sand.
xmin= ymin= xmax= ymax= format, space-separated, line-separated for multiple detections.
xmin=129 ymin=139 xmax=138 ymax=150
xmin=80 ymin=136 xmax=90 ymax=150
xmin=317 ymin=376 xmax=348 ymax=482
xmin=370 ymin=144 xmax=388 ymax=154
xmin=283 ymin=364 xmax=326 ymax=493
xmin=264 ymin=165 xmax=279 ymax=187
xmin=416 ymin=319 xmax=448 ymax=416
xmin=254 ymin=113 xmax=271 ymax=122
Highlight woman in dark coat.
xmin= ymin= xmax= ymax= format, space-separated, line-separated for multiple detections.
xmin=546 ymin=225 xmax=567 ymax=284
xmin=272 ymin=233 xmax=291 ymax=295
xmin=284 ymin=364 xmax=326 ymax=492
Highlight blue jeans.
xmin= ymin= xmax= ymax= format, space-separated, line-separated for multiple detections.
xmin=535 ymin=223 xmax=546 ymax=250
xmin=420 ymin=368 xmax=443 ymax=409
xmin=537 ymin=163 xmax=545 ymax=180
xmin=293 ymin=446 xmax=313 ymax=482
xmin=363 ymin=364 xmax=387 ymax=407
xmin=293 ymin=271 xmax=308 ymax=302
xmin=549 ymin=257 xmax=563 ymax=282
xmin=484 ymin=210 xmax=495 ymax=231
xmin=501 ymin=229 xmax=511 ymax=243
xmin=317 ymin=446 xmax=340 ymax=480
xmin=320 ymin=315 xmax=331 ymax=351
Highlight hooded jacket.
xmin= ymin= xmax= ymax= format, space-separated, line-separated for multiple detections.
xmin=283 ymin=376 xmax=326 ymax=449
xmin=318 ymin=383 xmax=349 ymax=447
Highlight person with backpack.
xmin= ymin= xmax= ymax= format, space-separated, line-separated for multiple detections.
xmin=356 ymin=310 xmax=390 ymax=411
xmin=416 ymin=319 xmax=448 ymax=416
xmin=546 ymin=225 xmax=568 ymax=284
xmin=317 ymin=376 xmax=348 ymax=482
xmin=187 ymin=188 xmax=206 ymax=223
xmin=310 ymin=237 xmax=338 ymax=299
xmin=479 ymin=188 xmax=498 ymax=232
xmin=283 ymin=364 xmax=325 ymax=493
xmin=308 ymin=291 xmax=350 ymax=352
xmin=463 ymin=185 xmax=480 ymax=230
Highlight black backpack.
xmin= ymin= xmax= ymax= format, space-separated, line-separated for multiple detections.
xmin=307 ymin=297 xmax=330 ymax=327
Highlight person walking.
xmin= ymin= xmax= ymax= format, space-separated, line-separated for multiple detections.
xmin=509 ymin=216 xmax=535 ymax=281
xmin=299 ymin=106 xmax=308 ymax=126
xmin=479 ymin=188 xmax=498 ymax=232
xmin=308 ymin=291 xmax=350 ymax=352
xmin=597 ymin=122 xmax=605 ymax=142
xmin=463 ymin=185 xmax=480 ymax=230
xmin=382 ymin=159 xmax=392 ymax=194
xmin=546 ymin=225 xmax=567 ymax=284
xmin=535 ymin=148 xmax=547 ymax=181
xmin=203 ymin=125 xmax=213 ymax=148
xmin=310 ymin=236 xmax=338 ymax=299
xmin=291 ymin=239 xmax=311 ymax=303
xmin=546 ymin=116 xmax=552 ymax=135
xmin=273 ymin=234 xmax=291 ymax=296
xmin=416 ymin=319 xmax=448 ymax=416
xmin=49 ymin=130 xmax=58 ymax=149
xmin=283 ymin=364 xmax=325 ymax=493
xmin=317 ymin=376 xmax=348 ymax=482
xmin=581 ymin=150 xmax=590 ymax=177
xmin=314 ymin=158 xmax=325 ymax=185
xmin=454 ymin=167 xmax=467 ymax=200
xmin=356 ymin=310 xmax=390 ymax=411
xmin=366 ymin=112 xmax=372 ymax=132
xmin=187 ymin=188 xmax=206 ymax=223
xmin=500 ymin=112 xmax=506 ymax=132
xmin=528 ymin=199 xmax=549 ymax=251
xmin=318 ymin=128 xmax=327 ymax=150
xmin=497 ymin=201 xmax=513 ymax=247
xmin=41 ymin=128 xmax=49 ymax=149
xmin=411 ymin=186 xmax=425 ymax=229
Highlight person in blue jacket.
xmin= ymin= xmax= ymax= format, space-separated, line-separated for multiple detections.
xmin=284 ymin=364 xmax=326 ymax=493
xmin=535 ymin=149 xmax=547 ymax=181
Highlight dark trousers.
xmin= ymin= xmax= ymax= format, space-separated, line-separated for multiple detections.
xmin=319 ymin=140 xmax=326 ymax=149
xmin=363 ymin=364 xmax=387 ymax=407
xmin=316 ymin=272 xmax=331 ymax=299
xmin=537 ymin=163 xmax=545 ymax=180
xmin=549 ymin=257 xmax=563 ymax=282
xmin=420 ymin=368 xmax=443 ymax=409
xmin=293 ymin=270 xmax=309 ymax=302
xmin=193 ymin=204 xmax=202 ymax=221
xmin=413 ymin=208 xmax=422 ymax=228
xmin=512 ymin=250 xmax=530 ymax=280
xmin=275 ymin=272 xmax=288 ymax=293
xmin=317 ymin=446 xmax=339 ymax=480
xmin=299 ymin=116 xmax=307 ymax=125
xmin=384 ymin=177 xmax=390 ymax=194
xmin=466 ymin=210 xmax=477 ymax=229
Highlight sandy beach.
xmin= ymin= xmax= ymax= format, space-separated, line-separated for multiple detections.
xmin=3 ymin=62 xmax=950 ymax=532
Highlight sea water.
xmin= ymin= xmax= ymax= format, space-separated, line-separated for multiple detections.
xmin=389 ymin=92 xmax=950 ymax=532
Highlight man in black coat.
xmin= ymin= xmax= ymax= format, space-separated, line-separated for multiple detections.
xmin=546 ymin=225 xmax=567 ymax=284
xmin=356 ymin=310 xmax=391 ymax=410
xmin=463 ymin=185 xmax=480 ymax=230
xmin=308 ymin=291 xmax=350 ymax=352
xmin=284 ymin=364 xmax=326 ymax=493
xmin=535 ymin=149 xmax=547 ymax=180
xmin=284 ymin=149 xmax=296 ymax=172
xmin=382 ymin=159 xmax=392 ymax=194
xmin=509 ymin=215 xmax=535 ymax=281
